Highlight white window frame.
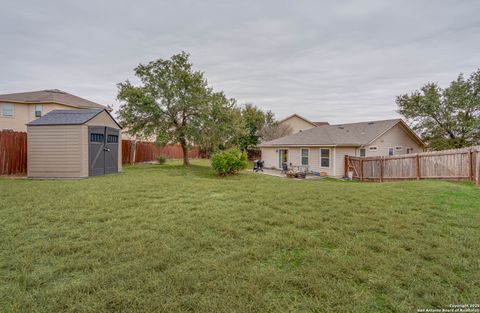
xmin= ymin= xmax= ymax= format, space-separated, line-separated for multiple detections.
xmin=35 ymin=104 xmax=43 ymax=118
xmin=406 ymin=147 xmax=414 ymax=154
xmin=300 ymin=148 xmax=309 ymax=166
xmin=2 ymin=103 xmax=14 ymax=118
xmin=359 ymin=148 xmax=366 ymax=157
xmin=395 ymin=146 xmax=403 ymax=151
xmin=320 ymin=148 xmax=331 ymax=169
xmin=277 ymin=149 xmax=289 ymax=169
xmin=388 ymin=147 xmax=394 ymax=156
xmin=368 ymin=146 xmax=378 ymax=151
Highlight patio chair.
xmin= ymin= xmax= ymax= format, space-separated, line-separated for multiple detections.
xmin=281 ymin=162 xmax=289 ymax=173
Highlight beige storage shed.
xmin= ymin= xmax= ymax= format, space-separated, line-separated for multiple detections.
xmin=27 ymin=109 xmax=122 ymax=178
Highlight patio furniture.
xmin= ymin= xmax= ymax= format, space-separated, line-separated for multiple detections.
xmin=253 ymin=160 xmax=264 ymax=172
xmin=296 ymin=172 xmax=306 ymax=179
xmin=290 ymin=165 xmax=308 ymax=178
xmin=286 ymin=169 xmax=296 ymax=178
xmin=281 ymin=162 xmax=289 ymax=173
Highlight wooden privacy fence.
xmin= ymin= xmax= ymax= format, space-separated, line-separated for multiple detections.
xmin=122 ymin=140 xmax=201 ymax=164
xmin=0 ymin=131 xmax=202 ymax=176
xmin=345 ymin=146 xmax=480 ymax=186
xmin=0 ymin=131 xmax=27 ymax=175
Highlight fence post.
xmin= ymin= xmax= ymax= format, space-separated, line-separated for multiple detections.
xmin=360 ymin=159 xmax=364 ymax=182
xmin=344 ymin=155 xmax=348 ymax=177
xmin=475 ymin=148 xmax=480 ymax=186
xmin=416 ymin=154 xmax=420 ymax=180
xmin=380 ymin=158 xmax=384 ymax=182
xmin=131 ymin=140 xmax=137 ymax=165
xmin=469 ymin=149 xmax=474 ymax=181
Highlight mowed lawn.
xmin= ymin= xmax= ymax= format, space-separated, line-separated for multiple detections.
xmin=1 ymin=160 xmax=480 ymax=313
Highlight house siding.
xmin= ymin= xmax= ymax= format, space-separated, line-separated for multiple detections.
xmin=335 ymin=147 xmax=357 ymax=177
xmin=361 ymin=124 xmax=424 ymax=157
xmin=27 ymin=125 xmax=87 ymax=178
xmin=1 ymin=102 xmax=75 ymax=132
xmin=261 ymin=146 xmax=339 ymax=176
xmin=279 ymin=116 xmax=316 ymax=134
xmin=261 ymin=147 xmax=278 ymax=169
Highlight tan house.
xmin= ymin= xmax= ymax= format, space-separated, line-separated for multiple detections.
xmin=259 ymin=118 xmax=426 ymax=177
xmin=278 ymin=113 xmax=329 ymax=134
xmin=0 ymin=89 xmax=109 ymax=132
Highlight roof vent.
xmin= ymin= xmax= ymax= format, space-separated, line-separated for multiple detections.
xmin=368 ymin=122 xmax=375 ymax=125
xmin=338 ymin=126 xmax=344 ymax=129
xmin=43 ymin=89 xmax=65 ymax=93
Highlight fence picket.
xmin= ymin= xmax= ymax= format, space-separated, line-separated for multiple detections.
xmin=0 ymin=131 xmax=27 ymax=175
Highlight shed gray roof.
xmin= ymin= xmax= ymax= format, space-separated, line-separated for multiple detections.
xmin=259 ymin=118 xmax=423 ymax=147
xmin=27 ymin=109 xmax=120 ymax=127
xmin=0 ymin=89 xmax=109 ymax=110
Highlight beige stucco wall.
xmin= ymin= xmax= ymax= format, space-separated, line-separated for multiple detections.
xmin=279 ymin=116 xmax=316 ymax=134
xmin=27 ymin=125 xmax=87 ymax=178
xmin=0 ymin=102 xmax=75 ymax=132
xmin=261 ymin=147 xmax=278 ymax=169
xmin=360 ymin=124 xmax=424 ymax=157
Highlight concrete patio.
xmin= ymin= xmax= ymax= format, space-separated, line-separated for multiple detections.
xmin=252 ymin=168 xmax=326 ymax=180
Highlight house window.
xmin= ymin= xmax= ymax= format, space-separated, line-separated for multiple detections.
xmin=320 ymin=148 xmax=330 ymax=168
xmin=388 ymin=147 xmax=394 ymax=156
xmin=395 ymin=146 xmax=403 ymax=151
xmin=2 ymin=103 xmax=13 ymax=117
xmin=406 ymin=147 xmax=414 ymax=154
xmin=368 ymin=146 xmax=378 ymax=152
xmin=301 ymin=148 xmax=309 ymax=165
xmin=359 ymin=148 xmax=366 ymax=157
xmin=35 ymin=104 xmax=42 ymax=117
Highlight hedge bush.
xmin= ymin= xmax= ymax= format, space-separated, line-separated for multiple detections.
xmin=211 ymin=148 xmax=247 ymax=176
xmin=156 ymin=155 xmax=167 ymax=165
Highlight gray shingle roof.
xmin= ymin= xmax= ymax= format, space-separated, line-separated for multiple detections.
xmin=259 ymin=119 xmax=406 ymax=147
xmin=27 ymin=109 xmax=105 ymax=126
xmin=0 ymin=89 xmax=108 ymax=110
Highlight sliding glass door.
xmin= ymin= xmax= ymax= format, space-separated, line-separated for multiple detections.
xmin=278 ymin=149 xmax=288 ymax=168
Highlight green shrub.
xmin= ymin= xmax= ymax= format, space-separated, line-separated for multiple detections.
xmin=156 ymin=155 xmax=167 ymax=165
xmin=211 ymin=148 xmax=247 ymax=176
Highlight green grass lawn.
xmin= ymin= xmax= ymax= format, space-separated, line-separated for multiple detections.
xmin=1 ymin=160 xmax=479 ymax=313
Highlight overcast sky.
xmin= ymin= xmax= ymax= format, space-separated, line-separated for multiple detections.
xmin=1 ymin=0 xmax=479 ymax=123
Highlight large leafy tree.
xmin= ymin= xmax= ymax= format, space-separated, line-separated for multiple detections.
xmin=259 ymin=122 xmax=293 ymax=142
xmin=396 ymin=69 xmax=480 ymax=150
xmin=197 ymin=92 xmax=244 ymax=156
xmin=238 ymin=104 xmax=275 ymax=150
xmin=118 ymin=52 xmax=216 ymax=166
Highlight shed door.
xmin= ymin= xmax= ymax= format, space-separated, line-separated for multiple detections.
xmin=89 ymin=126 xmax=106 ymax=176
xmin=104 ymin=127 xmax=119 ymax=174
xmin=88 ymin=126 xmax=119 ymax=176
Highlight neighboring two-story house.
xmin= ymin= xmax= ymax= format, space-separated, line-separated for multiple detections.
xmin=0 ymin=89 xmax=109 ymax=132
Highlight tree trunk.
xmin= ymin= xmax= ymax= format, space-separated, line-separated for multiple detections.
xmin=180 ymin=138 xmax=190 ymax=166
